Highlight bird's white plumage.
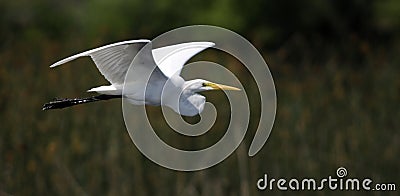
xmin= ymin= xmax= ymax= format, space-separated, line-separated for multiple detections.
xmin=49 ymin=39 xmax=239 ymax=116
xmin=152 ymin=42 xmax=215 ymax=78
xmin=51 ymin=40 xmax=151 ymax=85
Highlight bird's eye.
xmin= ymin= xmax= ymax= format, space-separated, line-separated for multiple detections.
xmin=202 ymin=83 xmax=207 ymax=87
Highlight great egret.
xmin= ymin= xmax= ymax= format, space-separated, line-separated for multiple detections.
xmin=43 ymin=40 xmax=240 ymax=116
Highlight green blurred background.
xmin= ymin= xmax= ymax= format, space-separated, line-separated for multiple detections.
xmin=1 ymin=0 xmax=399 ymax=195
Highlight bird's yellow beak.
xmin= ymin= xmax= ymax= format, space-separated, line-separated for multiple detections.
xmin=205 ymin=82 xmax=241 ymax=91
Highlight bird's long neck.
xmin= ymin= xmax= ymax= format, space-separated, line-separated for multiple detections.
xmin=42 ymin=94 xmax=120 ymax=110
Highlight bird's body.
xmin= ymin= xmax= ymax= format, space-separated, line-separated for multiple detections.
xmin=43 ymin=40 xmax=239 ymax=116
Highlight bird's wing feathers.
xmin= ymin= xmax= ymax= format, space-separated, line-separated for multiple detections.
xmin=152 ymin=42 xmax=215 ymax=78
xmin=50 ymin=40 xmax=214 ymax=86
xmin=50 ymin=40 xmax=151 ymax=85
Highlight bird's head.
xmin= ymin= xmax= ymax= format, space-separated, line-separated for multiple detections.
xmin=183 ymin=79 xmax=240 ymax=93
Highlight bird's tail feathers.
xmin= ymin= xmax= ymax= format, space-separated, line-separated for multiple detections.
xmin=87 ymin=85 xmax=121 ymax=95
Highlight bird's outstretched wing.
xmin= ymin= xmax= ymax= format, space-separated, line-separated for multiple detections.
xmin=50 ymin=39 xmax=151 ymax=85
xmin=50 ymin=40 xmax=215 ymax=86
xmin=152 ymin=42 xmax=215 ymax=78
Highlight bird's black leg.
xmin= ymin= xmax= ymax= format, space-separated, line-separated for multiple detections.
xmin=42 ymin=95 xmax=121 ymax=110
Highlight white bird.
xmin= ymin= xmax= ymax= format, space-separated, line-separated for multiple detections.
xmin=43 ymin=39 xmax=240 ymax=116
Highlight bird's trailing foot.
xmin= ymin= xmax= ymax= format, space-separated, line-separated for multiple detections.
xmin=42 ymin=95 xmax=120 ymax=110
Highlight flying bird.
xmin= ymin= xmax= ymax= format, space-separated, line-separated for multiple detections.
xmin=43 ymin=40 xmax=240 ymax=116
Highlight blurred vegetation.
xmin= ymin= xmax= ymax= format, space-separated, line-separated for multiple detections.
xmin=1 ymin=0 xmax=399 ymax=195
